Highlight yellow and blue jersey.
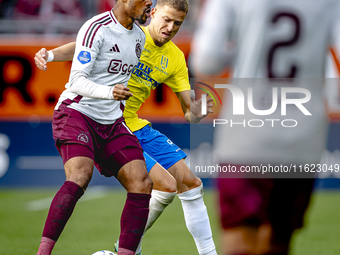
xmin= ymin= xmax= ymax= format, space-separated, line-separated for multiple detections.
xmin=124 ymin=26 xmax=190 ymax=132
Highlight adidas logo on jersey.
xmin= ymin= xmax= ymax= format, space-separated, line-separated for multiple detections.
xmin=110 ymin=44 xmax=120 ymax=53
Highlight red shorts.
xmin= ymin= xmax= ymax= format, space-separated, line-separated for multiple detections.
xmin=218 ymin=165 xmax=314 ymax=234
xmin=52 ymin=101 xmax=144 ymax=177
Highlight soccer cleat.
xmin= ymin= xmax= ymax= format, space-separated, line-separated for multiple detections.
xmin=114 ymin=240 xmax=142 ymax=255
xmin=113 ymin=240 xmax=119 ymax=253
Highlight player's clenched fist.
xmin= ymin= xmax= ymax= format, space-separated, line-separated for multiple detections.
xmin=112 ymin=84 xmax=133 ymax=101
xmin=34 ymin=48 xmax=49 ymax=71
xmin=191 ymin=94 xmax=213 ymax=119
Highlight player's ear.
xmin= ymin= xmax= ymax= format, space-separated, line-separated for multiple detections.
xmin=151 ymin=7 xmax=156 ymax=18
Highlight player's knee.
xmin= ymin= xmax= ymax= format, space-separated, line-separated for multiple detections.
xmin=139 ymin=174 xmax=153 ymax=194
xmin=130 ymin=172 xmax=153 ymax=194
xmin=67 ymin=168 xmax=92 ymax=191
xmin=192 ymin=177 xmax=202 ymax=189
xmin=162 ymin=175 xmax=177 ymax=193
xmin=64 ymin=157 xmax=94 ymax=190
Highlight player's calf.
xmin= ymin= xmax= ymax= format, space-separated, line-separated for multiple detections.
xmin=178 ymin=183 xmax=217 ymax=255
xmin=115 ymin=157 xmax=152 ymax=254
xmin=37 ymin=181 xmax=84 ymax=255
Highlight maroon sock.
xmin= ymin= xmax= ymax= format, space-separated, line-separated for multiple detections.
xmin=118 ymin=193 xmax=151 ymax=254
xmin=42 ymin=181 xmax=84 ymax=241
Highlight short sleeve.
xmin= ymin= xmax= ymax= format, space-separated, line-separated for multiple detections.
xmin=164 ymin=51 xmax=190 ymax=92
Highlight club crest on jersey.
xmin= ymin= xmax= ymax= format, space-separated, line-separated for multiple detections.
xmin=136 ymin=43 xmax=142 ymax=58
xmin=77 ymin=133 xmax=89 ymax=143
xmin=161 ymin=55 xmax=168 ymax=70
xmin=77 ymin=51 xmax=91 ymax=64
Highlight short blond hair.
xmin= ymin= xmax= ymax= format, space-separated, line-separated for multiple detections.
xmin=156 ymin=0 xmax=189 ymax=13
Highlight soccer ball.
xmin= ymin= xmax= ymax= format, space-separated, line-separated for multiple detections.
xmin=91 ymin=250 xmax=116 ymax=255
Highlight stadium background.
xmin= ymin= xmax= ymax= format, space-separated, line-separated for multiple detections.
xmin=1 ymin=1 xmax=340 ymax=254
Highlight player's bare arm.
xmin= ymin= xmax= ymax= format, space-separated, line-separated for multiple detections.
xmin=34 ymin=43 xmax=132 ymax=101
xmin=176 ymin=90 xmax=213 ymax=123
xmin=34 ymin=42 xmax=76 ymax=71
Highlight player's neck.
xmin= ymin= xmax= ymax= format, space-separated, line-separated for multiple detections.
xmin=112 ymin=6 xmax=134 ymax=30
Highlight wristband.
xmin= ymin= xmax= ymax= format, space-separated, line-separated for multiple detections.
xmin=47 ymin=51 xmax=54 ymax=62
xmin=190 ymin=90 xmax=195 ymax=99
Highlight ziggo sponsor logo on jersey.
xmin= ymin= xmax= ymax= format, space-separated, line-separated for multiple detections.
xmin=199 ymin=83 xmax=312 ymax=128
xmin=108 ymin=59 xmax=135 ymax=75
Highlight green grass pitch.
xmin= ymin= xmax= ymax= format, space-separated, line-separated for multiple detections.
xmin=1 ymin=188 xmax=340 ymax=255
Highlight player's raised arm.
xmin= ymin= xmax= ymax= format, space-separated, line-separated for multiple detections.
xmin=176 ymin=90 xmax=213 ymax=123
xmin=34 ymin=40 xmax=132 ymax=101
xmin=34 ymin=42 xmax=76 ymax=71
xmin=50 ymin=42 xmax=76 ymax=62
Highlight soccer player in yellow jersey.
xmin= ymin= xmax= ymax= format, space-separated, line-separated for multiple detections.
xmin=34 ymin=1 xmax=217 ymax=254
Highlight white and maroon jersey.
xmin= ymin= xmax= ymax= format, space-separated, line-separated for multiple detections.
xmin=192 ymin=0 xmax=340 ymax=165
xmin=55 ymin=11 xmax=145 ymax=125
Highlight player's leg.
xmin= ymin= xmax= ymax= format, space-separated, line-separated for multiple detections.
xmin=114 ymin=158 xmax=178 ymax=254
xmin=220 ymin=226 xmax=259 ymax=255
xmin=100 ymin=119 xmax=153 ymax=255
xmin=115 ymin=159 xmax=152 ymax=193
xmin=132 ymin=155 xmax=177 ymax=254
xmin=135 ymin=125 xmax=217 ymax=254
xmin=108 ymin=153 xmax=152 ymax=255
xmin=111 ymin=157 xmax=153 ymax=255
xmin=136 ymin=125 xmax=217 ymax=255
xmin=168 ymin=160 xmax=217 ymax=255
xmin=37 ymin=107 xmax=95 ymax=255
xmin=217 ymin=175 xmax=273 ymax=255
xmin=144 ymin=152 xmax=177 ymax=231
xmin=147 ymin=162 xmax=177 ymax=232
xmin=261 ymin=179 xmax=314 ymax=255
xmin=37 ymin=148 xmax=94 ymax=255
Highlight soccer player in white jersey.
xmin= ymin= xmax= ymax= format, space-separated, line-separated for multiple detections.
xmin=35 ymin=1 xmax=153 ymax=255
xmin=192 ymin=0 xmax=340 ymax=254
xmin=34 ymin=1 xmax=218 ymax=255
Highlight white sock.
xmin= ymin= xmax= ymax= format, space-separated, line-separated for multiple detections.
xmin=135 ymin=189 xmax=176 ymax=254
xmin=178 ymin=184 xmax=217 ymax=255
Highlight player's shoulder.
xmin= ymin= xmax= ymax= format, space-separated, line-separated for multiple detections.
xmin=166 ymin=40 xmax=185 ymax=61
xmin=83 ymin=11 xmax=113 ymax=28
xmin=133 ymin=21 xmax=145 ymax=34
xmin=133 ymin=22 xmax=146 ymax=39
xmin=79 ymin=11 xmax=114 ymax=48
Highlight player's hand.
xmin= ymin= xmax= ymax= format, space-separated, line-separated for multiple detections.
xmin=191 ymin=94 xmax=214 ymax=119
xmin=34 ymin=48 xmax=49 ymax=71
xmin=112 ymin=84 xmax=133 ymax=101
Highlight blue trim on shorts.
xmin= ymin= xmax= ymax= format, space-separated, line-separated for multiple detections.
xmin=143 ymin=152 xmax=157 ymax=173
xmin=135 ymin=125 xmax=187 ymax=173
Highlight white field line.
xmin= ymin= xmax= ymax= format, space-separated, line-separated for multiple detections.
xmin=16 ymin=156 xmax=64 ymax=170
xmin=25 ymin=186 xmax=110 ymax=211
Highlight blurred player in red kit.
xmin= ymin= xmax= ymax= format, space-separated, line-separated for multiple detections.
xmin=192 ymin=0 xmax=340 ymax=254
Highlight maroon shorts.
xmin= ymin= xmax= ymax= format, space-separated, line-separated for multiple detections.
xmin=52 ymin=102 xmax=144 ymax=177
xmin=218 ymin=165 xmax=314 ymax=234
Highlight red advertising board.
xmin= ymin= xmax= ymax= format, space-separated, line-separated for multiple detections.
xmin=1 ymin=37 xmax=340 ymax=122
